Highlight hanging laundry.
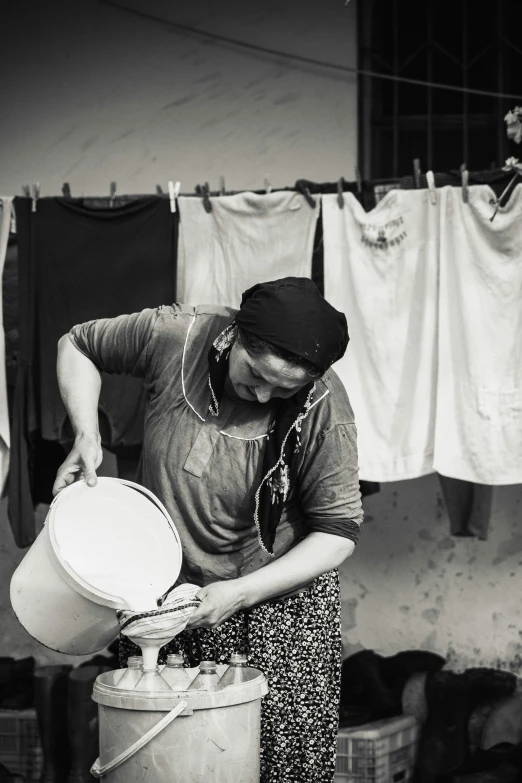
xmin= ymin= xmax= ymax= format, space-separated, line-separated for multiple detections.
xmin=9 ymin=196 xmax=177 ymax=546
xmin=434 ymin=185 xmax=522 ymax=484
xmin=323 ymin=190 xmax=439 ymax=482
xmin=0 ymin=198 xmax=13 ymax=496
xmin=437 ymin=474 xmax=493 ymax=540
xmin=177 ymin=191 xmax=318 ymax=307
xmin=359 ymin=480 xmax=381 ymax=498
xmin=3 ymin=233 xmax=71 ymax=524
xmin=2 ymin=236 xmax=18 ymax=425
xmin=310 ymin=206 xmax=324 ymax=296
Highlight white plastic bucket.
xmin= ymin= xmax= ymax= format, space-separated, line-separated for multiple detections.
xmin=91 ymin=666 xmax=268 ymax=783
xmin=10 ymin=478 xmax=182 ymax=655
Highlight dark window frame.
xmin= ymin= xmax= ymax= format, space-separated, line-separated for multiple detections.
xmin=357 ymin=0 xmax=522 ymax=179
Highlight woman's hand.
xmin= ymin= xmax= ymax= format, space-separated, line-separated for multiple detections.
xmin=185 ymin=580 xmax=247 ymax=630
xmin=52 ymin=434 xmax=103 ymax=496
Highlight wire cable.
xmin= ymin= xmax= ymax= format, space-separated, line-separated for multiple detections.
xmin=94 ymin=0 xmax=522 ymax=101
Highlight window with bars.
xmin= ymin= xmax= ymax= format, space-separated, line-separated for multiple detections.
xmin=357 ymin=0 xmax=522 ymax=180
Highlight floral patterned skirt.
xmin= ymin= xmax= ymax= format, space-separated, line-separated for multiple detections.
xmin=119 ymin=569 xmax=342 ymax=783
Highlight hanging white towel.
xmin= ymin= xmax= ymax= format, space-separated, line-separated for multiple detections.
xmin=323 ymin=190 xmax=439 ymax=481
xmin=434 ymin=184 xmax=522 ymax=484
xmin=177 ymin=191 xmax=319 ymax=307
xmin=0 ymin=198 xmax=13 ymax=496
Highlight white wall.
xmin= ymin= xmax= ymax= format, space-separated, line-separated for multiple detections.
xmin=1 ymin=0 xmax=358 ymax=196
xmin=340 ymin=476 xmax=522 ymax=673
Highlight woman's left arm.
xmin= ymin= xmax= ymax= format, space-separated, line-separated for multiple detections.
xmin=186 ymin=532 xmax=355 ymax=629
xmin=240 ymin=531 xmax=355 ymax=604
xmin=187 ymin=412 xmax=362 ymax=629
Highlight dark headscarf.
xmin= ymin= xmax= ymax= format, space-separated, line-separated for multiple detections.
xmin=236 ymin=277 xmax=349 ymax=371
xmin=207 ymin=277 xmax=349 ymax=554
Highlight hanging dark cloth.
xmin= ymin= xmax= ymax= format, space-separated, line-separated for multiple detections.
xmin=2 ymin=236 xmax=19 ymax=441
xmin=9 ymin=196 xmax=177 ymax=546
xmin=310 ymin=203 xmax=324 ymax=297
xmin=438 ymin=475 xmax=493 ymax=541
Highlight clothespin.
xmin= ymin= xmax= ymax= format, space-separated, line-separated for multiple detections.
xmin=264 ymin=175 xmax=272 ymax=194
xmin=62 ymin=182 xmax=71 ymax=198
xmin=156 ymin=185 xmax=164 ymax=195
xmin=168 ymin=181 xmax=175 ymax=212
xmin=354 ymin=167 xmax=362 ymax=195
xmin=22 ymin=185 xmax=31 ymax=198
xmin=303 ymin=186 xmax=316 ymax=208
xmin=109 ymin=181 xmax=117 ymax=207
xmin=413 ymin=158 xmax=422 ymax=189
xmin=168 ymin=181 xmax=181 ymax=213
xmin=195 ymin=183 xmax=212 ymax=213
xmin=31 ymin=183 xmax=40 ymax=213
xmin=219 ymin=176 xmax=226 ymax=196
xmin=295 ymin=180 xmax=316 ymax=208
xmin=337 ymin=178 xmax=345 ymax=209
xmin=203 ymin=182 xmax=212 ymax=212
xmin=426 ymin=171 xmax=437 ymax=205
xmin=460 ymin=164 xmax=469 ymax=204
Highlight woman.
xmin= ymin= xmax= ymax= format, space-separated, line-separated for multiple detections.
xmin=53 ymin=277 xmax=363 ymax=783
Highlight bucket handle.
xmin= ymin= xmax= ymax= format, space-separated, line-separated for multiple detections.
xmin=90 ymin=700 xmax=187 ymax=779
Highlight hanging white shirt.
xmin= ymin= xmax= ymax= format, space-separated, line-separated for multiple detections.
xmin=323 ymin=190 xmax=439 ymax=481
xmin=177 ymin=191 xmax=319 ymax=307
xmin=434 ymin=184 xmax=522 ymax=484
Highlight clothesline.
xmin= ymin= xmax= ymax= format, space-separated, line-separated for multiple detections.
xmin=94 ymin=0 xmax=522 ymax=101
xmin=14 ymin=164 xmax=522 ymax=219
xmin=19 ymin=161 xmax=518 ymax=197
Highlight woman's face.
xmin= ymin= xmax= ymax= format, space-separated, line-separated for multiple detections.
xmin=227 ymin=342 xmax=311 ymax=403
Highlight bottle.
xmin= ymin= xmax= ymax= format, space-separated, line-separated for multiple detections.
xmin=188 ymin=660 xmax=220 ymax=691
xmin=116 ymin=656 xmax=143 ymax=690
xmin=161 ymin=654 xmax=191 ymax=691
xmin=217 ymin=653 xmax=248 ymax=689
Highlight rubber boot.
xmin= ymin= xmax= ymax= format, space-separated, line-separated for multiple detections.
xmin=340 ymin=650 xmax=398 ymax=720
xmin=67 ymin=665 xmax=108 ymax=783
xmin=415 ymin=670 xmax=473 ymax=781
xmin=34 ymin=665 xmax=72 ymax=783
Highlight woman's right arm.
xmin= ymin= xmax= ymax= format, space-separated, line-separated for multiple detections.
xmin=52 ymin=335 xmax=104 ymax=495
xmin=53 ymin=306 xmax=168 ymax=494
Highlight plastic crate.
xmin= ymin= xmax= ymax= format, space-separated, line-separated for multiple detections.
xmin=335 ymin=715 xmax=419 ymax=783
xmin=0 ymin=708 xmax=43 ymax=780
